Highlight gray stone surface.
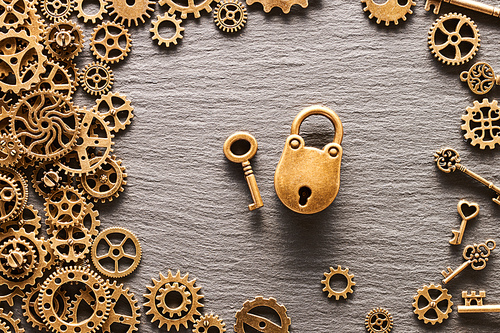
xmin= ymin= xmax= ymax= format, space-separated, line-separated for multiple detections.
xmin=12 ymin=0 xmax=500 ymax=332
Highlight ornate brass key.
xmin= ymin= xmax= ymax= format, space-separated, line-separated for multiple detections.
xmin=449 ymin=200 xmax=479 ymax=246
xmin=223 ymin=132 xmax=263 ymax=211
xmin=425 ymin=0 xmax=500 ymax=17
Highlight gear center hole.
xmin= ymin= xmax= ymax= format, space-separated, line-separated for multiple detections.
xmin=81 ymin=0 xmax=103 ymax=16
xmin=164 ymin=290 xmax=184 ymax=310
xmin=125 ymin=0 xmax=135 ymax=6
xmin=328 ymin=273 xmax=348 ymax=292
xmin=157 ymin=20 xmax=178 ymax=40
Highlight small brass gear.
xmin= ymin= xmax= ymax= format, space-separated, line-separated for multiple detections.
xmin=49 ymin=224 xmax=92 ymax=262
xmin=157 ymin=282 xmax=191 ymax=317
xmin=159 ymin=0 xmax=219 ymax=19
xmin=150 ymin=13 xmax=184 ymax=47
xmin=193 ymin=313 xmax=226 ymax=333
xmin=428 ymin=13 xmax=480 ymax=66
xmin=365 ymin=307 xmax=393 ymax=333
xmin=361 ymin=0 xmax=415 ymax=26
xmin=0 ymin=204 xmax=42 ymax=236
xmin=32 ymin=161 xmax=73 ymax=198
xmin=79 ymin=61 xmax=114 ymax=96
xmin=0 ymin=310 xmax=24 ymax=333
xmin=44 ymin=185 xmax=88 ymax=230
xmin=90 ymin=22 xmax=131 ymax=64
xmin=40 ymin=0 xmax=73 ymax=21
xmin=412 ymin=284 xmax=453 ymax=325
xmin=214 ymin=0 xmax=247 ymax=33
xmin=321 ymin=265 xmax=356 ymax=300
xmin=93 ymin=92 xmax=134 ymax=132
xmin=246 ymin=0 xmax=307 ymax=14
xmin=75 ymin=0 xmax=107 ymax=23
xmin=0 ymin=174 xmax=23 ymax=224
xmin=107 ymin=0 xmax=154 ymax=26
xmin=0 ymin=133 xmax=22 ymax=167
xmin=461 ymin=99 xmax=500 ymax=149
xmin=0 ymin=0 xmax=30 ymax=29
xmin=144 ymin=270 xmax=204 ymax=331
xmin=235 ymin=296 xmax=290 ymax=333
xmin=44 ymin=19 xmax=85 ymax=60
xmin=0 ymin=237 xmax=36 ymax=280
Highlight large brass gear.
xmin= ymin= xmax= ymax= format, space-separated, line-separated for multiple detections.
xmin=214 ymin=0 xmax=247 ymax=33
xmin=49 ymin=224 xmax=92 ymax=262
xmin=40 ymin=0 xmax=73 ymax=21
xmin=38 ymin=266 xmax=110 ymax=333
xmin=93 ymin=92 xmax=134 ymax=132
xmin=0 ymin=0 xmax=30 ymax=29
xmin=15 ymin=6 xmax=47 ymax=43
xmin=461 ymin=99 xmax=500 ymax=150
xmin=44 ymin=185 xmax=88 ymax=230
xmin=22 ymin=60 xmax=75 ymax=99
xmin=74 ymin=0 xmax=107 ymax=23
xmin=412 ymin=284 xmax=453 ymax=325
xmin=79 ymin=155 xmax=126 ymax=203
xmin=107 ymin=0 xmax=154 ymax=26
xmin=44 ymin=19 xmax=84 ymax=60
xmin=91 ymin=227 xmax=141 ymax=278
xmin=361 ymin=0 xmax=415 ymax=26
xmin=159 ymin=0 xmax=219 ymax=19
xmin=0 ymin=204 xmax=42 ymax=236
xmin=0 ymin=133 xmax=22 ymax=167
xmin=10 ymin=89 xmax=80 ymax=161
xmin=150 ymin=13 xmax=184 ymax=48
xmin=428 ymin=13 xmax=480 ymax=66
xmin=321 ymin=265 xmax=356 ymax=300
xmin=79 ymin=62 xmax=114 ymax=96
xmin=235 ymin=296 xmax=290 ymax=333
xmin=144 ymin=270 xmax=204 ymax=331
xmin=0 ymin=310 xmax=24 ymax=333
xmin=365 ymin=307 xmax=393 ymax=333
xmin=0 ymin=174 xmax=24 ymax=224
xmin=90 ymin=22 xmax=131 ymax=64
xmin=32 ymin=161 xmax=73 ymax=198
xmin=246 ymin=0 xmax=307 ymax=14
xmin=193 ymin=313 xmax=226 ymax=333
xmin=157 ymin=282 xmax=191 ymax=317
xmin=0 ymin=29 xmax=46 ymax=93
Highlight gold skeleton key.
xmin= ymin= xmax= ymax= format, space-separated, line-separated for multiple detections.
xmin=441 ymin=239 xmax=496 ymax=284
xmin=449 ymin=200 xmax=479 ymax=246
xmin=435 ymin=148 xmax=500 ymax=205
xmin=223 ymin=132 xmax=263 ymax=211
xmin=458 ymin=291 xmax=500 ymax=313
xmin=425 ymin=0 xmax=500 ymax=17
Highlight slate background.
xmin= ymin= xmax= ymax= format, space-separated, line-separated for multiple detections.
xmin=12 ymin=0 xmax=500 ymax=332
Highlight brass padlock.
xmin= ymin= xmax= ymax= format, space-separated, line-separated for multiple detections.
xmin=274 ymin=105 xmax=343 ymax=214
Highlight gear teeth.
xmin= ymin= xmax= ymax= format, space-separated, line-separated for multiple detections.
xmin=462 ymin=99 xmax=500 ymax=149
xmin=321 ymin=265 xmax=356 ymax=300
xmin=361 ymin=0 xmax=414 ymax=26
xmin=235 ymin=296 xmax=290 ymax=332
xmin=413 ymin=284 xmax=453 ymax=325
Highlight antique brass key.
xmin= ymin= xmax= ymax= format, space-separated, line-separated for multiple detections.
xmin=223 ymin=132 xmax=263 ymax=211
xmin=425 ymin=0 xmax=500 ymax=17
xmin=441 ymin=239 xmax=496 ymax=284
xmin=458 ymin=291 xmax=500 ymax=313
xmin=449 ymin=200 xmax=479 ymax=246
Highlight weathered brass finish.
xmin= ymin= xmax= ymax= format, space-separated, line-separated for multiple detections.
xmin=223 ymin=131 xmax=263 ymax=211
xmin=441 ymin=239 xmax=496 ymax=284
xmin=425 ymin=0 xmax=500 ymax=17
xmin=458 ymin=291 xmax=500 ymax=313
xmin=461 ymin=62 xmax=500 ymax=95
xmin=413 ymin=284 xmax=453 ymax=325
xmin=274 ymin=105 xmax=343 ymax=214
xmin=435 ymin=148 xmax=500 ymax=205
xmin=449 ymin=199 xmax=479 ymax=245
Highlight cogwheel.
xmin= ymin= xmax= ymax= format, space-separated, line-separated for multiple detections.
xmin=44 ymin=185 xmax=88 ymax=230
xmin=412 ymin=284 xmax=453 ymax=325
xmin=193 ymin=313 xmax=226 ymax=333
xmin=21 ymin=60 xmax=75 ymax=99
xmin=38 ymin=266 xmax=110 ymax=333
xmin=235 ymin=296 xmax=290 ymax=333
xmin=214 ymin=0 xmax=247 ymax=33
xmin=49 ymin=224 xmax=92 ymax=262
xmin=102 ymin=281 xmax=140 ymax=333
xmin=22 ymin=284 xmax=49 ymax=331
xmin=0 ymin=174 xmax=24 ymax=224
xmin=150 ymin=13 xmax=184 ymax=47
xmin=93 ymin=92 xmax=134 ymax=132
xmin=44 ymin=19 xmax=85 ymax=60
xmin=32 ymin=161 xmax=74 ymax=198
xmin=40 ymin=0 xmax=73 ymax=21
xmin=90 ymin=22 xmax=131 ymax=64
xmin=246 ymin=0 xmax=307 ymax=14
xmin=321 ymin=265 xmax=356 ymax=300
xmin=157 ymin=282 xmax=191 ymax=317
xmin=75 ymin=0 xmax=107 ymax=23
xmin=361 ymin=0 xmax=415 ymax=26
xmin=159 ymin=0 xmax=219 ymax=19
xmin=14 ymin=6 xmax=47 ymax=43
xmin=365 ymin=307 xmax=393 ymax=333
xmin=58 ymin=59 xmax=78 ymax=85
xmin=0 ymin=0 xmax=30 ymax=29
xmin=0 ymin=237 xmax=35 ymax=280
xmin=0 ymin=134 xmax=22 ymax=167
xmin=79 ymin=62 xmax=114 ymax=96
xmin=428 ymin=13 xmax=480 ymax=66
xmin=144 ymin=270 xmax=204 ymax=331
xmin=0 ymin=310 xmax=24 ymax=333
xmin=107 ymin=0 xmax=154 ymax=26
xmin=0 ymin=287 xmax=23 ymax=307
xmin=461 ymin=99 xmax=500 ymax=149
xmin=0 ymin=204 xmax=42 ymax=236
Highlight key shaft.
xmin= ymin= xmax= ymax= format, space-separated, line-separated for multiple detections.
xmin=242 ymin=161 xmax=263 ymax=211
xmin=442 ymin=260 xmax=471 ymax=284
xmin=426 ymin=0 xmax=500 ymax=17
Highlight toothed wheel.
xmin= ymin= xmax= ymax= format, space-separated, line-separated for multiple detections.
xmin=44 ymin=185 xmax=88 ymax=230
xmin=40 ymin=0 xmax=73 ymax=21
xmin=193 ymin=313 xmax=226 ymax=333
xmin=79 ymin=62 xmax=114 ymax=96
xmin=321 ymin=265 xmax=356 ymax=300
xmin=246 ymin=0 xmax=307 ymax=14
xmin=150 ymin=13 xmax=184 ymax=47
xmin=428 ymin=12 xmax=480 ymax=66
xmin=235 ymin=296 xmax=290 ymax=333
xmin=365 ymin=307 xmax=393 ymax=333
xmin=93 ymin=92 xmax=134 ymax=132
xmin=107 ymin=0 xmax=154 ymax=26
xmin=0 ymin=134 xmax=22 ymax=168
xmin=214 ymin=0 xmax=247 ymax=33
xmin=412 ymin=284 xmax=453 ymax=325
xmin=74 ymin=0 xmax=107 ymax=23
xmin=90 ymin=22 xmax=131 ymax=64
xmin=361 ymin=0 xmax=415 ymax=26
xmin=159 ymin=0 xmax=219 ymax=19
xmin=0 ymin=0 xmax=30 ymax=30
xmin=43 ymin=19 xmax=84 ymax=60
xmin=0 ymin=310 xmax=23 ymax=333
xmin=461 ymin=99 xmax=500 ymax=149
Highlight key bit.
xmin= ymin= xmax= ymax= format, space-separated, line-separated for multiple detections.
xmin=223 ymin=132 xmax=263 ymax=211
xmin=425 ymin=0 xmax=500 ymax=18
xmin=434 ymin=148 xmax=500 ymax=205
xmin=449 ymin=199 xmax=479 ymax=246
xmin=457 ymin=290 xmax=500 ymax=313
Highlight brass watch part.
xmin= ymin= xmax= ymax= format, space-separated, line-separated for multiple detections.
xmin=361 ymin=0 xmax=415 ymax=26
xmin=235 ymin=296 xmax=290 ymax=333
xmin=107 ymin=0 xmax=154 ymax=26
xmin=93 ymin=92 xmax=134 ymax=132
xmin=79 ymin=61 xmax=114 ymax=96
xmin=413 ymin=284 xmax=453 ymax=325
xmin=214 ymin=0 xmax=247 ymax=33
xmin=365 ymin=307 xmax=393 ymax=333
xmin=150 ymin=13 xmax=184 ymax=47
xmin=461 ymin=99 xmax=500 ymax=149
xmin=159 ymin=0 xmax=219 ymax=19
xmin=90 ymin=22 xmax=131 ymax=64
xmin=44 ymin=185 xmax=88 ymax=230
xmin=193 ymin=313 xmax=226 ymax=333
xmin=321 ymin=265 xmax=355 ymax=300
xmin=75 ymin=0 xmax=107 ymax=23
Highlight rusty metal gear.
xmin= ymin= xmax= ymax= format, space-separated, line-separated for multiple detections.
xmin=413 ymin=284 xmax=453 ymax=325
xmin=0 ymin=204 xmax=41 ymax=236
xmin=75 ymin=0 xmax=107 ymax=23
xmin=235 ymin=296 xmax=290 ymax=333
xmin=159 ymin=0 xmax=219 ymax=18
xmin=144 ymin=270 xmax=204 ymax=331
xmin=90 ymin=22 xmax=131 ymax=64
xmin=79 ymin=61 xmax=114 ymax=96
xmin=44 ymin=185 xmax=88 ymax=230
xmin=93 ymin=92 xmax=134 ymax=132
xmin=461 ymin=99 xmax=500 ymax=149
xmin=0 ymin=0 xmax=30 ymax=29
xmin=246 ymin=0 xmax=306 ymax=13
xmin=44 ymin=19 xmax=84 ymax=60
xmin=428 ymin=13 xmax=480 ymax=66
xmin=193 ymin=313 xmax=226 ymax=333
xmin=79 ymin=155 xmax=126 ymax=203
xmin=321 ymin=265 xmax=356 ymax=300
xmin=49 ymin=224 xmax=92 ymax=262
xmin=107 ymin=0 xmax=154 ymax=26
xmin=40 ymin=0 xmax=73 ymax=21
xmin=365 ymin=307 xmax=393 ymax=333
xmin=0 ymin=310 xmax=23 ymax=333
xmin=0 ymin=134 xmax=22 ymax=167
xmin=150 ymin=13 xmax=184 ymax=47
xmin=32 ymin=161 xmax=73 ymax=198
xmin=361 ymin=0 xmax=415 ymax=26
xmin=214 ymin=0 xmax=247 ymax=33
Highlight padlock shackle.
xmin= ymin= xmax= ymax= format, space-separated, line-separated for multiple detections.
xmin=290 ymin=105 xmax=343 ymax=145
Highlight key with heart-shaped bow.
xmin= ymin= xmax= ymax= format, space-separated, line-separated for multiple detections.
xmin=450 ymin=200 xmax=480 ymax=245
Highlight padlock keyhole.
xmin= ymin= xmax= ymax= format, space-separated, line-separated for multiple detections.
xmin=299 ymin=186 xmax=312 ymax=206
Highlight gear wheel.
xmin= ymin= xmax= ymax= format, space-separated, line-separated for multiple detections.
xmin=412 ymin=284 xmax=453 ymax=325
xmin=365 ymin=307 xmax=393 ymax=333
xmin=0 ymin=310 xmax=24 ymax=333
xmin=32 ymin=161 xmax=73 ymax=198
xmin=0 ymin=134 xmax=22 ymax=167
xmin=90 ymin=22 xmax=131 ymax=64
xmin=107 ymin=0 xmax=154 ymax=26
xmin=246 ymin=0 xmax=307 ymax=14
xmin=428 ymin=13 xmax=480 ymax=66
xmin=101 ymin=281 xmax=140 ymax=333
xmin=44 ymin=19 xmax=84 ymax=60
xmin=235 ymin=296 xmax=290 ymax=333
xmin=40 ymin=0 xmax=73 ymax=21
xmin=462 ymin=99 xmax=500 ymax=149
xmin=79 ymin=61 xmax=114 ymax=95
xmin=22 ymin=60 xmax=75 ymax=99
xmin=214 ymin=0 xmax=247 ymax=33
xmin=159 ymin=0 xmax=219 ymax=19
xmin=38 ymin=266 xmax=110 ymax=333
xmin=0 ymin=237 xmax=35 ymax=280
xmin=44 ymin=185 xmax=88 ymax=230
xmin=0 ymin=174 xmax=24 ymax=224
xmin=150 ymin=13 xmax=184 ymax=47
xmin=0 ymin=0 xmax=30 ymax=29
xmin=157 ymin=282 xmax=191 ymax=317
xmin=75 ymin=0 xmax=107 ymax=23
xmin=15 ymin=6 xmax=47 ymax=43
xmin=361 ymin=0 xmax=415 ymax=26
xmin=0 ymin=204 xmax=42 ymax=236
xmin=144 ymin=270 xmax=204 ymax=331
xmin=93 ymin=92 xmax=134 ymax=132
xmin=49 ymin=224 xmax=92 ymax=262
xmin=321 ymin=265 xmax=356 ymax=300
xmin=193 ymin=313 xmax=226 ymax=333
xmin=0 ymin=287 xmax=23 ymax=307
